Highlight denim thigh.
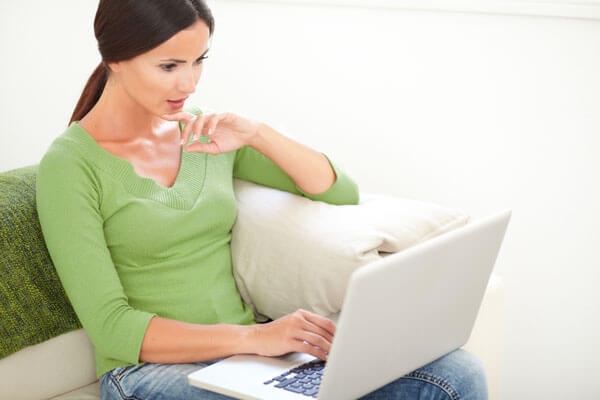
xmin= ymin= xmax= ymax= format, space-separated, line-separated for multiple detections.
xmin=100 ymin=349 xmax=487 ymax=400
xmin=100 ymin=358 xmax=236 ymax=400
xmin=359 ymin=348 xmax=488 ymax=400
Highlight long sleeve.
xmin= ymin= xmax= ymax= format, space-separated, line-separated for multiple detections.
xmin=180 ymin=104 xmax=359 ymax=205
xmin=233 ymin=145 xmax=359 ymax=205
xmin=36 ymin=146 xmax=156 ymax=365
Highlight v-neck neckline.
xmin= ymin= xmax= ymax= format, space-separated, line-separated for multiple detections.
xmin=72 ymin=120 xmax=188 ymax=190
xmin=68 ymin=120 xmax=208 ymax=210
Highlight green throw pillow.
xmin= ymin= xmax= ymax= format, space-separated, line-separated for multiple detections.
xmin=0 ymin=164 xmax=82 ymax=359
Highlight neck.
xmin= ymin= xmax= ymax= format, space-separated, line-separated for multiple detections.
xmin=80 ymin=78 xmax=172 ymax=142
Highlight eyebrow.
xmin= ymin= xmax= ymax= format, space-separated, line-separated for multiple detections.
xmin=160 ymin=48 xmax=210 ymax=63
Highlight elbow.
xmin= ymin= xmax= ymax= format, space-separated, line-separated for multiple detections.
xmin=84 ymin=305 xmax=155 ymax=364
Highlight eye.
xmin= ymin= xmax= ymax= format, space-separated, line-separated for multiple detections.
xmin=160 ymin=56 xmax=209 ymax=72
xmin=160 ymin=63 xmax=177 ymax=72
xmin=194 ymin=56 xmax=209 ymax=65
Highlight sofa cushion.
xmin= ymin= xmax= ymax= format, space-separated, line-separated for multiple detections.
xmin=49 ymin=382 xmax=100 ymax=400
xmin=0 ymin=165 xmax=82 ymax=360
xmin=230 ymin=179 xmax=470 ymax=321
xmin=0 ymin=328 xmax=97 ymax=400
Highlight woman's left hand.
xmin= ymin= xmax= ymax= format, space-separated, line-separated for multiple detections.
xmin=161 ymin=110 xmax=261 ymax=154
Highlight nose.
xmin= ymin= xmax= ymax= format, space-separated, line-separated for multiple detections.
xmin=178 ymin=66 xmax=198 ymax=95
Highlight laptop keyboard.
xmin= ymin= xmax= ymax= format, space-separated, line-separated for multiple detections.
xmin=263 ymin=359 xmax=326 ymax=397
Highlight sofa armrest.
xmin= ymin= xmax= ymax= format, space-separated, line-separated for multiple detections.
xmin=0 ymin=329 xmax=97 ymax=400
xmin=462 ymin=274 xmax=504 ymax=400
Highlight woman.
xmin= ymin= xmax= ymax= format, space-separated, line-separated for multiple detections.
xmin=36 ymin=1 xmax=488 ymax=399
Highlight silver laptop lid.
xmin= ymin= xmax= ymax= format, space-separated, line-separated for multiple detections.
xmin=318 ymin=209 xmax=511 ymax=400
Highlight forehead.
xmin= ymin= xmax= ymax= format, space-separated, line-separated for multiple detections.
xmin=146 ymin=19 xmax=211 ymax=58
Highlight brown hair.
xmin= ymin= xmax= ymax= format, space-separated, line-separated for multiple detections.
xmin=69 ymin=0 xmax=214 ymax=125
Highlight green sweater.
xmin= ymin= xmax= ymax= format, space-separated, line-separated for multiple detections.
xmin=36 ymin=105 xmax=359 ymax=379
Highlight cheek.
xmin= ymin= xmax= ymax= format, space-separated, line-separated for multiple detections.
xmin=122 ymin=68 xmax=153 ymax=96
xmin=145 ymin=71 xmax=169 ymax=91
xmin=136 ymin=71 xmax=173 ymax=103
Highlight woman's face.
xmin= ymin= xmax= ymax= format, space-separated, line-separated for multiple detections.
xmin=108 ymin=19 xmax=210 ymax=116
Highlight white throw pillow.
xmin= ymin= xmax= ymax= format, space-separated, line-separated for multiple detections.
xmin=230 ymin=179 xmax=470 ymax=322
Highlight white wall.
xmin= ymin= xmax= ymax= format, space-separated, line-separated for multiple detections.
xmin=1 ymin=1 xmax=599 ymax=399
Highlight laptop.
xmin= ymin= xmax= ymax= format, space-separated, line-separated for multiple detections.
xmin=188 ymin=209 xmax=511 ymax=399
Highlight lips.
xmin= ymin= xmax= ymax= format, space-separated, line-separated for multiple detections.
xmin=167 ymin=97 xmax=187 ymax=110
xmin=168 ymin=96 xmax=188 ymax=103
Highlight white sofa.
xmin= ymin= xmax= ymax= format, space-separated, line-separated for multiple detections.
xmin=0 ymin=274 xmax=504 ymax=400
xmin=1 ymin=170 xmax=505 ymax=400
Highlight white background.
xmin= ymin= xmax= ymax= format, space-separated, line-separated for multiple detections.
xmin=1 ymin=1 xmax=599 ymax=398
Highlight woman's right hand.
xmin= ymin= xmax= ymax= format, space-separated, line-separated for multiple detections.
xmin=249 ymin=309 xmax=336 ymax=361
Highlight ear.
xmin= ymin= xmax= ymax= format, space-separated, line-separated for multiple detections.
xmin=106 ymin=61 xmax=122 ymax=73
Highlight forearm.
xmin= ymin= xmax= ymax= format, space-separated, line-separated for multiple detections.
xmin=139 ymin=316 xmax=255 ymax=364
xmin=247 ymin=123 xmax=336 ymax=195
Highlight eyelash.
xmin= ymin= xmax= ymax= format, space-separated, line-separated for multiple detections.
xmin=160 ymin=56 xmax=209 ymax=72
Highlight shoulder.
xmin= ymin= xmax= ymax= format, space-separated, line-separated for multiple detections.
xmin=38 ymin=124 xmax=101 ymax=193
xmin=40 ymin=126 xmax=89 ymax=172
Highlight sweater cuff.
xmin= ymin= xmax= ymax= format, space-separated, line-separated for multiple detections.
xmin=124 ymin=310 xmax=158 ymax=365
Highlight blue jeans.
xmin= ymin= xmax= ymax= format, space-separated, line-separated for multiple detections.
xmin=100 ymin=348 xmax=487 ymax=400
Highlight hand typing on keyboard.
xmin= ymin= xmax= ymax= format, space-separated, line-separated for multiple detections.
xmin=248 ymin=309 xmax=335 ymax=361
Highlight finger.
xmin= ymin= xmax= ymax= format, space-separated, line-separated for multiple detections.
xmin=160 ymin=111 xmax=197 ymax=145
xmin=195 ymin=114 xmax=217 ymax=140
xmin=301 ymin=319 xmax=334 ymax=344
xmin=184 ymin=141 xmax=221 ymax=154
xmin=207 ymin=113 xmax=228 ymax=136
xmin=160 ymin=111 xmax=196 ymax=122
xmin=202 ymin=112 xmax=224 ymax=138
xmin=297 ymin=339 xmax=329 ymax=361
xmin=299 ymin=310 xmax=336 ymax=338
xmin=182 ymin=115 xmax=201 ymax=145
xmin=191 ymin=114 xmax=207 ymax=142
xmin=296 ymin=330 xmax=332 ymax=354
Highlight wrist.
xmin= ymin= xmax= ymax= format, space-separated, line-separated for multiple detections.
xmin=237 ymin=324 xmax=261 ymax=355
xmin=246 ymin=122 xmax=274 ymax=151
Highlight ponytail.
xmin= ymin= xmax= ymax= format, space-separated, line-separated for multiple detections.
xmin=68 ymin=61 xmax=108 ymax=126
